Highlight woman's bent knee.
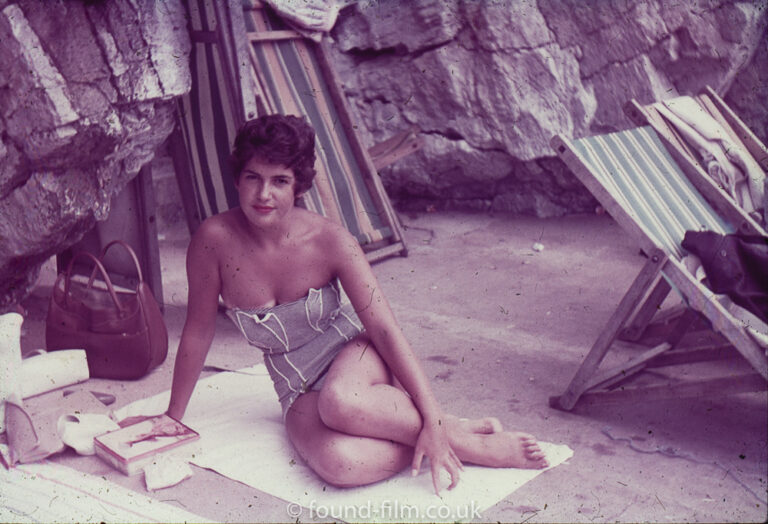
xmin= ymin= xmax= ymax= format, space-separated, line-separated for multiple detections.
xmin=316 ymin=380 xmax=362 ymax=430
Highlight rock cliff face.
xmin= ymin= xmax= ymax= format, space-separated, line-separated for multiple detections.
xmin=329 ymin=0 xmax=767 ymax=214
xmin=0 ymin=0 xmax=190 ymax=309
xmin=1 ymin=0 xmax=766 ymax=308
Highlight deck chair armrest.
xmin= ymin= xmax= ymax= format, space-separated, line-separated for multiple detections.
xmin=368 ymin=126 xmax=425 ymax=171
xmin=246 ymin=30 xmax=303 ymax=42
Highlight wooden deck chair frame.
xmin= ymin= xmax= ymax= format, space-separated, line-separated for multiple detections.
xmin=549 ymin=126 xmax=767 ymax=411
xmin=616 ymin=87 xmax=768 ymax=343
xmin=170 ymin=0 xmax=423 ymax=262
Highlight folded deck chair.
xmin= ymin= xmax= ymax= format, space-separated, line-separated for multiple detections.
xmin=624 ymin=86 xmax=767 ymax=225
xmin=550 ymin=126 xmax=767 ymax=410
xmin=171 ymin=0 xmax=423 ymax=262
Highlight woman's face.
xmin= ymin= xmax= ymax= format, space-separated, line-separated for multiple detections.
xmin=236 ymin=155 xmax=299 ymax=228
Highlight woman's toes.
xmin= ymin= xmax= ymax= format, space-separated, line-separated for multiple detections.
xmin=523 ymin=442 xmax=542 ymax=452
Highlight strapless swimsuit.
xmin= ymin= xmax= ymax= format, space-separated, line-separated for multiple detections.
xmin=226 ymin=280 xmax=364 ymax=419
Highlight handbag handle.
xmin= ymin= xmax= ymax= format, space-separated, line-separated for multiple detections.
xmin=86 ymin=240 xmax=144 ymax=288
xmin=64 ymin=251 xmax=125 ymax=314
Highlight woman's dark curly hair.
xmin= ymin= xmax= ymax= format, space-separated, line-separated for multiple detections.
xmin=230 ymin=114 xmax=317 ymax=194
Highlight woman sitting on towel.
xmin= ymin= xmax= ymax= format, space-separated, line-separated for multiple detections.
xmin=166 ymin=114 xmax=548 ymax=493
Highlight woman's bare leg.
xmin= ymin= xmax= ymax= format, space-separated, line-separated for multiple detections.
xmin=316 ymin=336 xmax=548 ymax=469
xmin=286 ymin=392 xmax=411 ymax=487
xmin=451 ymin=415 xmax=504 ymax=434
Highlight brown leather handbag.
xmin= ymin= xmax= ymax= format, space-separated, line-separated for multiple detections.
xmin=45 ymin=240 xmax=168 ymax=380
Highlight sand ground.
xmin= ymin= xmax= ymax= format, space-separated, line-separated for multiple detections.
xmin=14 ymin=211 xmax=768 ymax=523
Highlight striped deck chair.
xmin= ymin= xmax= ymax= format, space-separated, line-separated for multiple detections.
xmin=550 ymin=126 xmax=767 ymax=410
xmin=171 ymin=0 xmax=422 ymax=262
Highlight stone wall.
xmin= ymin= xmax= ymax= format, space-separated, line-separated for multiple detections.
xmin=1 ymin=0 xmax=766 ymax=308
xmin=328 ymin=0 xmax=768 ymax=214
xmin=0 ymin=0 xmax=190 ymax=310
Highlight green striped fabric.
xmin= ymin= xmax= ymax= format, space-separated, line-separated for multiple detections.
xmin=571 ymin=126 xmax=732 ymax=258
xmin=243 ymin=3 xmax=394 ymax=245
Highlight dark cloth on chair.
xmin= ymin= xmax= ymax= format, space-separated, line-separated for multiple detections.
xmin=682 ymin=231 xmax=768 ymax=323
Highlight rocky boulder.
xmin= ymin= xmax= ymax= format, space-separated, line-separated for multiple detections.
xmin=0 ymin=0 xmax=190 ymax=310
xmin=1 ymin=0 xmax=766 ymax=308
xmin=329 ymin=0 xmax=767 ymax=213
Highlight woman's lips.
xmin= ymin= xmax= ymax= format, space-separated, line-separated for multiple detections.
xmin=252 ymin=205 xmax=274 ymax=214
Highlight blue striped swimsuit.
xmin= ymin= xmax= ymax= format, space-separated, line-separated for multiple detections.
xmin=226 ymin=280 xmax=364 ymax=419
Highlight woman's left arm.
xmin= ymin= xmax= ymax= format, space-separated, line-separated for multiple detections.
xmin=331 ymin=227 xmax=462 ymax=493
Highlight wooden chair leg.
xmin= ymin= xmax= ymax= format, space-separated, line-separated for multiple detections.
xmin=619 ymin=276 xmax=671 ymax=341
xmin=550 ymin=251 xmax=667 ymax=410
xmin=664 ymin=307 xmax=700 ymax=348
xmin=584 ymin=342 xmax=672 ymax=391
xmin=576 ymin=373 xmax=765 ymax=406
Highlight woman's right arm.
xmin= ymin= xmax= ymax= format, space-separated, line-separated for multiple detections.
xmin=166 ymin=224 xmax=222 ymax=420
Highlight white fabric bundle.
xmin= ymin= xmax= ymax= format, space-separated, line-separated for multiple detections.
xmin=21 ymin=349 xmax=90 ymax=399
xmin=655 ymin=96 xmax=765 ymax=218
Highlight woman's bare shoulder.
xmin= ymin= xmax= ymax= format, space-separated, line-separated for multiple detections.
xmin=194 ymin=210 xmax=241 ymax=240
xmin=306 ymin=210 xmax=356 ymax=244
xmin=291 ymin=208 xmax=345 ymax=242
xmin=292 ymin=209 xmax=359 ymax=268
xmin=187 ymin=210 xmax=243 ymax=258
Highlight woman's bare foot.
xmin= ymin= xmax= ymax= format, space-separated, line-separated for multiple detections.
xmin=446 ymin=414 xmax=503 ymax=435
xmin=494 ymin=431 xmax=549 ymax=469
xmin=447 ymin=426 xmax=549 ymax=470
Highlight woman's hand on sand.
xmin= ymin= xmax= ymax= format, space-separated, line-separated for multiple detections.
xmin=411 ymin=418 xmax=464 ymax=494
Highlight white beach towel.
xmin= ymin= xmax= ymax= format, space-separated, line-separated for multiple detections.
xmin=116 ymin=364 xmax=574 ymax=523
